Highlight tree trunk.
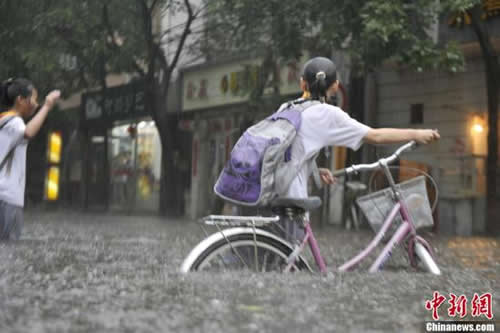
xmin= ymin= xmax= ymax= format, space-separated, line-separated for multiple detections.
xmin=485 ymin=58 xmax=499 ymax=233
xmin=145 ymin=77 xmax=180 ymax=217
xmin=158 ymin=113 xmax=180 ymax=216
xmin=80 ymin=126 xmax=90 ymax=210
xmin=98 ymin=53 xmax=110 ymax=211
xmin=469 ymin=6 xmax=500 ymax=233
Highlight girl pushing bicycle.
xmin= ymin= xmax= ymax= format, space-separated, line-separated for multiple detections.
xmin=288 ymin=56 xmax=439 ymax=199
xmin=181 ymin=57 xmax=442 ymax=274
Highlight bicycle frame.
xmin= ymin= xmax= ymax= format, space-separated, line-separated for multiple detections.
xmin=288 ymin=157 xmax=434 ymax=274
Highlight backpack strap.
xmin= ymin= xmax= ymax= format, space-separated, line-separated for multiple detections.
xmin=278 ymin=98 xmax=320 ymax=113
xmin=0 ymin=113 xmax=20 ymax=173
xmin=281 ymin=99 xmax=323 ymax=189
xmin=0 ymin=147 xmax=15 ymax=173
xmin=293 ymin=100 xmax=323 ymax=189
xmin=290 ymin=98 xmax=320 ymax=111
xmin=0 ymin=111 xmax=18 ymax=129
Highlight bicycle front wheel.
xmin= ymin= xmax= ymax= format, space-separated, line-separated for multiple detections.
xmin=413 ymin=241 xmax=441 ymax=275
xmin=180 ymin=227 xmax=311 ymax=273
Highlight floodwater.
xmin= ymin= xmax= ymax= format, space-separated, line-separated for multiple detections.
xmin=0 ymin=210 xmax=498 ymax=332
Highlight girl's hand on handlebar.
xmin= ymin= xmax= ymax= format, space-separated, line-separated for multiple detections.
xmin=415 ymin=129 xmax=440 ymax=144
xmin=319 ymin=168 xmax=337 ymax=185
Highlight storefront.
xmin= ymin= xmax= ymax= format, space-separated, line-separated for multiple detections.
xmin=79 ymin=81 xmax=163 ymax=214
xmin=108 ymin=120 xmax=162 ymax=213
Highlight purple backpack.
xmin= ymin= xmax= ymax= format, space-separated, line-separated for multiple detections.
xmin=214 ymin=99 xmax=319 ymax=206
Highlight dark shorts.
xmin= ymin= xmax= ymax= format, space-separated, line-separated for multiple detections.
xmin=0 ymin=200 xmax=23 ymax=241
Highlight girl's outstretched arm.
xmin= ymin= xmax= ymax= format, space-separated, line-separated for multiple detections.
xmin=25 ymin=90 xmax=61 ymax=139
xmin=363 ymin=128 xmax=440 ymax=145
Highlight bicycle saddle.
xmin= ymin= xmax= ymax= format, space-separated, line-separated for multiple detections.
xmin=270 ymin=196 xmax=322 ymax=211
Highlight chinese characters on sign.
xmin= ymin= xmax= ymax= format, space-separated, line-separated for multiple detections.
xmin=184 ymin=61 xmax=301 ymax=103
xmin=82 ymin=81 xmax=147 ymax=125
xmin=425 ymin=291 xmax=493 ymax=321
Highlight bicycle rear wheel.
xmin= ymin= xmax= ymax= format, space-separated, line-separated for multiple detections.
xmin=181 ymin=227 xmax=311 ymax=273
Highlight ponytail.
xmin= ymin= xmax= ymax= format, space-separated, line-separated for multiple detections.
xmin=302 ymin=57 xmax=338 ymax=101
xmin=0 ymin=79 xmax=14 ymax=109
xmin=309 ymin=71 xmax=330 ymax=101
xmin=0 ymin=78 xmax=34 ymax=110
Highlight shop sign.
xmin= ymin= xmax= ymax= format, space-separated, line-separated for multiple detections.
xmin=82 ymin=81 xmax=147 ymax=126
xmin=182 ymin=57 xmax=306 ymax=112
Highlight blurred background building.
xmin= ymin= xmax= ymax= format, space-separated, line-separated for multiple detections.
xmin=19 ymin=0 xmax=498 ymax=235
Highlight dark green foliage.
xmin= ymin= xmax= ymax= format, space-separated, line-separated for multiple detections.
xmin=204 ymin=0 xmax=477 ymax=76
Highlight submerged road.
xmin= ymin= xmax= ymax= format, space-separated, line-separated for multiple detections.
xmin=0 ymin=209 xmax=498 ymax=332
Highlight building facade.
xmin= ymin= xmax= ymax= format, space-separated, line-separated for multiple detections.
xmin=370 ymin=14 xmax=500 ymax=235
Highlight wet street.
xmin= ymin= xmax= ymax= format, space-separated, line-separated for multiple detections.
xmin=0 ymin=209 xmax=498 ymax=333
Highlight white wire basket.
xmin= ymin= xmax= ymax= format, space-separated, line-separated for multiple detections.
xmin=356 ymin=176 xmax=434 ymax=235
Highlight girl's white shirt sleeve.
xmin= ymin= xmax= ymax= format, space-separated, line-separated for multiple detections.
xmin=300 ymin=104 xmax=371 ymax=153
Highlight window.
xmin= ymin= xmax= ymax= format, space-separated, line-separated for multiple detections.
xmin=410 ymin=103 xmax=424 ymax=124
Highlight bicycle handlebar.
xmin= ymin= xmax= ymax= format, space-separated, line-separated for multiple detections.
xmin=332 ymin=141 xmax=418 ymax=177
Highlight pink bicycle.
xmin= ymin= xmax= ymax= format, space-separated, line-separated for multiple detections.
xmin=181 ymin=141 xmax=441 ymax=275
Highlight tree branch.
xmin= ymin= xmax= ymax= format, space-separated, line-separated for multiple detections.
xmin=149 ymin=0 xmax=161 ymax=15
xmin=156 ymin=2 xmax=209 ymax=43
xmin=153 ymin=42 xmax=169 ymax=75
xmin=102 ymin=3 xmax=146 ymax=77
xmin=467 ymin=5 xmax=498 ymax=58
xmin=165 ymin=0 xmax=195 ymax=81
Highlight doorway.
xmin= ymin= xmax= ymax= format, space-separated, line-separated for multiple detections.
xmin=109 ymin=120 xmax=162 ymax=214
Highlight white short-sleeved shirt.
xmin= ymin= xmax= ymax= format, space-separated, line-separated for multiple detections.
xmin=0 ymin=117 xmax=28 ymax=207
xmin=285 ymin=102 xmax=371 ymax=198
